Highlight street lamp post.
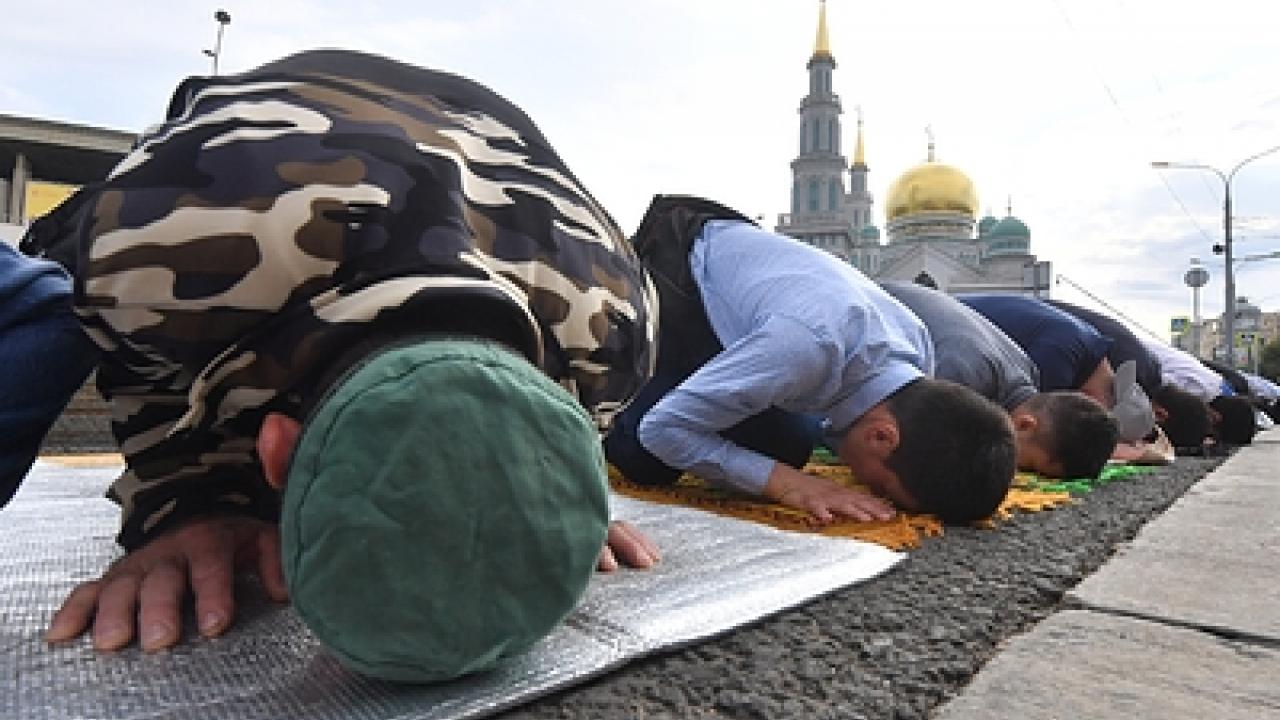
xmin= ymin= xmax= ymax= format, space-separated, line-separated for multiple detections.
xmin=1152 ymin=144 xmax=1280 ymax=368
xmin=1184 ymin=259 xmax=1209 ymax=358
xmin=203 ymin=9 xmax=232 ymax=75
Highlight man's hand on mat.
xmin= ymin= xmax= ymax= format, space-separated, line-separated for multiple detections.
xmin=765 ymin=465 xmax=897 ymax=525
xmin=46 ymin=516 xmax=288 ymax=652
xmin=597 ymin=520 xmax=660 ymax=572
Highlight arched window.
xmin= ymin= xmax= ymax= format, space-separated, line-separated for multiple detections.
xmin=829 ymin=119 xmax=838 ymax=153
xmin=829 ymin=179 xmax=840 ymax=211
xmin=807 ymin=179 xmax=820 ymax=212
xmin=812 ymin=122 xmax=820 ymax=152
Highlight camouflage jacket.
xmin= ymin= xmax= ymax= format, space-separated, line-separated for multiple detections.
xmin=69 ymin=50 xmax=656 ymax=550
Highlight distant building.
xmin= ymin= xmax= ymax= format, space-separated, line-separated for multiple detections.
xmin=0 ymin=112 xmax=133 ymax=244
xmin=1172 ymin=298 xmax=1280 ymax=369
xmin=774 ymin=1 xmax=1051 ymax=295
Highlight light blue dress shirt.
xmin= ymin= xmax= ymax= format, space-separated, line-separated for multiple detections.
xmin=636 ymin=220 xmax=934 ymax=495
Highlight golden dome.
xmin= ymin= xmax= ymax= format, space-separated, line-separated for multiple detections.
xmin=885 ymin=155 xmax=979 ymax=222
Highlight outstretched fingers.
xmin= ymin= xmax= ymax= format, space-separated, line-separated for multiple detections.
xmin=45 ymin=580 xmax=103 ymax=644
xmin=137 ymin=561 xmax=187 ymax=651
xmin=91 ymin=572 xmax=144 ymax=650
xmin=187 ymin=537 xmax=236 ymax=638
xmin=598 ymin=520 xmax=661 ymax=571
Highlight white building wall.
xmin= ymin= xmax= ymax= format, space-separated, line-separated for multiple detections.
xmin=1 ymin=223 xmax=23 ymax=246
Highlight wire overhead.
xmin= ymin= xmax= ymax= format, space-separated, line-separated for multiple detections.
xmin=1050 ymin=0 xmax=1215 ymax=246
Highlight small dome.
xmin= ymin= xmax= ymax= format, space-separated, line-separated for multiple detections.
xmin=859 ymin=224 xmax=881 ymax=240
xmin=977 ymin=215 xmax=999 ymax=238
xmin=988 ymin=215 xmax=1029 ymax=239
xmin=885 ymin=160 xmax=979 ymax=222
xmin=985 ymin=215 xmax=1031 ymax=256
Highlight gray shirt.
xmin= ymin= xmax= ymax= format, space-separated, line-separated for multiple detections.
xmin=880 ymin=282 xmax=1039 ymax=411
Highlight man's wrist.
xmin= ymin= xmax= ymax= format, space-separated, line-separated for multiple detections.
xmin=763 ymin=462 xmax=803 ymax=502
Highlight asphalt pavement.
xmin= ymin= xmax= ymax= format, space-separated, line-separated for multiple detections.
xmin=500 ymin=429 xmax=1278 ymax=720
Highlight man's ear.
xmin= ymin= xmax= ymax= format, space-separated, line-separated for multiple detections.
xmin=1152 ymin=402 xmax=1170 ymax=423
xmin=258 ymin=412 xmax=303 ymax=490
xmin=1012 ymin=411 xmax=1039 ymax=434
xmin=865 ymin=414 xmax=900 ymax=458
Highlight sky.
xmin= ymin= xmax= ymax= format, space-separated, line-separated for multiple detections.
xmin=3 ymin=0 xmax=1278 ymax=340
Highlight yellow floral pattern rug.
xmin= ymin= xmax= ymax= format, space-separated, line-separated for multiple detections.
xmin=609 ymin=459 xmax=1151 ymax=551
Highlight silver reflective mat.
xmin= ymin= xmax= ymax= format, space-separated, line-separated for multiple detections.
xmin=4 ymin=462 xmax=903 ymax=720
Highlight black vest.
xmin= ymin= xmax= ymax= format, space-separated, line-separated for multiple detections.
xmin=630 ymin=194 xmax=753 ymax=375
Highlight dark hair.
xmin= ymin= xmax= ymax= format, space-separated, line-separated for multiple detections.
xmin=883 ymin=378 xmax=1016 ymax=523
xmin=1152 ymin=385 xmax=1212 ymax=448
xmin=1026 ymin=391 xmax=1118 ymax=479
xmin=1210 ymin=395 xmax=1257 ymax=445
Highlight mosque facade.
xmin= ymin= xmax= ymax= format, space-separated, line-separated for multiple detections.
xmin=774 ymin=1 xmax=1052 ymax=296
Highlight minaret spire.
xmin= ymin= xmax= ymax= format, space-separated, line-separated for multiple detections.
xmin=812 ymin=0 xmax=832 ymax=61
xmin=853 ymin=106 xmax=866 ymax=168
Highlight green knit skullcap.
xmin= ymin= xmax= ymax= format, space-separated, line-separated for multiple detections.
xmin=281 ymin=338 xmax=608 ymax=683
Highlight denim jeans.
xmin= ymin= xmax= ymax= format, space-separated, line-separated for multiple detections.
xmin=0 ymin=242 xmax=101 ymax=506
xmin=604 ymin=371 xmax=822 ymax=486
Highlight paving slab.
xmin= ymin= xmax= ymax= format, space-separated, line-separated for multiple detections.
xmin=1069 ymin=431 xmax=1280 ymax=641
xmin=933 ymin=610 xmax=1280 ymax=720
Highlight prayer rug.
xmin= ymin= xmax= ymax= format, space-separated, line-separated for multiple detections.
xmin=608 ymin=446 xmax=1155 ymax=550
xmin=609 ymin=464 xmax=1075 ymax=550
xmin=3 ymin=461 xmax=902 ymax=720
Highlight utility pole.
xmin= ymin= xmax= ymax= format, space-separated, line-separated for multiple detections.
xmin=203 ymin=9 xmax=232 ymax=75
xmin=1152 ymin=145 xmax=1280 ymax=367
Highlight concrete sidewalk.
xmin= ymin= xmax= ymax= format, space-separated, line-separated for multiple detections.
xmin=935 ymin=428 xmax=1280 ymax=720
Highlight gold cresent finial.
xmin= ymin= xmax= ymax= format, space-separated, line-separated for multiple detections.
xmin=812 ymin=0 xmax=833 ymax=61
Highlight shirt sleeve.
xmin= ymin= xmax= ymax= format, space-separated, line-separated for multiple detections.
xmin=637 ymin=315 xmax=835 ymax=495
xmin=939 ymin=353 xmax=1031 ymax=411
xmin=93 ymin=350 xmax=280 ymax=551
xmin=986 ymin=352 xmax=1039 ymax=410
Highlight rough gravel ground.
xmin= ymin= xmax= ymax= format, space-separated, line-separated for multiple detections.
xmin=501 ymin=457 xmax=1224 ymax=720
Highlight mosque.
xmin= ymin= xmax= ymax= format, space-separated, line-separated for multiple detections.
xmin=774 ymin=1 xmax=1052 ymax=295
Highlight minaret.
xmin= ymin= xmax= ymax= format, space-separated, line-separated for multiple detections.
xmin=847 ymin=107 xmax=873 ymax=232
xmin=773 ymin=0 xmax=855 ymax=256
xmin=784 ymin=0 xmax=848 ymax=231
